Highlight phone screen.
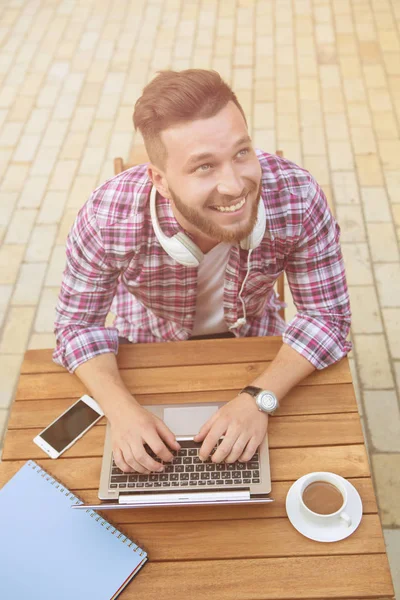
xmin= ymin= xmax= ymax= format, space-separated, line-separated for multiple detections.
xmin=41 ymin=401 xmax=100 ymax=452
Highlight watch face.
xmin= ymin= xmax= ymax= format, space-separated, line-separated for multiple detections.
xmin=258 ymin=392 xmax=278 ymax=412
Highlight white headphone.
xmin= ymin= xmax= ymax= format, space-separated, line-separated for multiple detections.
xmin=149 ymin=185 xmax=266 ymax=267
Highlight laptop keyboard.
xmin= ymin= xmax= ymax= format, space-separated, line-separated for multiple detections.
xmin=109 ymin=439 xmax=261 ymax=491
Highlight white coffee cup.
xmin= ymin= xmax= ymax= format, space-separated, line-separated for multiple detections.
xmin=299 ymin=472 xmax=352 ymax=527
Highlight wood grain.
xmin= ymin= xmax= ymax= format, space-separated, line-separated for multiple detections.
xmin=15 ymin=359 xmax=351 ymax=401
xmin=20 ymin=337 xmax=285 ymax=373
xmin=121 ymin=514 xmax=386 ymax=561
xmin=115 ymin=555 xmax=394 ymax=600
xmin=62 ymin=477 xmax=378 ymax=524
xmin=7 ymin=384 xmax=358 ymax=428
xmin=1 ymin=414 xmax=364 ymax=461
xmin=1 ymin=339 xmax=394 ymax=600
xmin=0 ymin=445 xmax=370 ymax=490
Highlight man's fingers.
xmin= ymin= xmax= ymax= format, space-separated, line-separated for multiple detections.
xmin=211 ymin=429 xmax=243 ymax=463
xmin=194 ymin=413 xmax=218 ymax=443
xmin=155 ymin=420 xmax=181 ymax=454
xmin=113 ymin=447 xmax=132 ymax=472
xmin=113 ymin=446 xmax=150 ymax=474
xmin=238 ymin=439 xmax=260 ymax=463
xmin=199 ymin=421 xmax=227 ymax=461
xmin=131 ymin=442 xmax=165 ymax=472
xmin=224 ymin=434 xmax=250 ymax=463
xmin=146 ymin=429 xmax=175 ymax=463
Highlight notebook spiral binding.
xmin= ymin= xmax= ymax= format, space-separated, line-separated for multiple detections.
xmin=28 ymin=460 xmax=144 ymax=556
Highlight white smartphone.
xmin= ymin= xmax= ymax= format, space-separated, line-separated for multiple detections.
xmin=33 ymin=395 xmax=104 ymax=459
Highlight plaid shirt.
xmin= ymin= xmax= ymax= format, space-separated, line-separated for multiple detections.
xmin=53 ymin=150 xmax=352 ymax=373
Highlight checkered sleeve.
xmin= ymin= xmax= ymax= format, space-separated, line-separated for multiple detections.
xmin=52 ymin=201 xmax=121 ymax=373
xmin=282 ymin=176 xmax=352 ymax=369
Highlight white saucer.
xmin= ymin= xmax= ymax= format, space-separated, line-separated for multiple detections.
xmin=285 ymin=474 xmax=363 ymax=542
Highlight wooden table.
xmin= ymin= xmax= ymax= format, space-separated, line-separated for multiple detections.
xmin=0 ymin=336 xmax=395 ymax=600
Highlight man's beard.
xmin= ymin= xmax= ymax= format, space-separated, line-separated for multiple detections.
xmin=169 ymin=184 xmax=262 ymax=244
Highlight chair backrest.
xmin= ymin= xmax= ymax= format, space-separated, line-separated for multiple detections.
xmin=113 ymin=148 xmax=286 ymax=321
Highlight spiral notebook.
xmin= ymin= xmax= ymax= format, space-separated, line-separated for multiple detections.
xmin=0 ymin=460 xmax=147 ymax=600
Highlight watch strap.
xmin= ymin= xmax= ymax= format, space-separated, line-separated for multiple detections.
xmin=240 ymin=385 xmax=263 ymax=398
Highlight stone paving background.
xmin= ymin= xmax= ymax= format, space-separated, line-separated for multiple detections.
xmin=0 ymin=0 xmax=399 ymax=593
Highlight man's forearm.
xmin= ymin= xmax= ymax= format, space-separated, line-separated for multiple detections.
xmin=75 ymin=353 xmax=139 ymax=420
xmin=250 ymin=341 xmax=316 ymax=402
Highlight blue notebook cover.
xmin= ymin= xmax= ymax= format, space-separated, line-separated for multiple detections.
xmin=0 ymin=460 xmax=147 ymax=599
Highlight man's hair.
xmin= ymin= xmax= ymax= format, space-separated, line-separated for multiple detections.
xmin=133 ymin=69 xmax=247 ymax=169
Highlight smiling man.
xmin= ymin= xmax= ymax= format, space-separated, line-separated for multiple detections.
xmin=53 ymin=69 xmax=352 ymax=474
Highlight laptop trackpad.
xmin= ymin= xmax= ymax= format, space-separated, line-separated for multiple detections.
xmin=163 ymin=405 xmax=220 ymax=436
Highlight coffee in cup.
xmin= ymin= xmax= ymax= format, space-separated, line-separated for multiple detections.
xmin=302 ymin=480 xmax=344 ymax=515
xmin=298 ymin=472 xmax=352 ymax=527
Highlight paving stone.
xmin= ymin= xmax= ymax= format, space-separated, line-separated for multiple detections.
xmin=0 ymin=285 xmax=12 ymax=329
xmin=349 ymin=286 xmax=383 ymax=334
xmin=79 ymin=146 xmax=106 ymax=176
xmin=332 ymin=171 xmax=360 ymax=205
xmin=30 ymin=146 xmax=57 ymax=177
xmin=0 ymin=245 xmax=25 ymax=285
xmin=4 ymin=209 xmax=37 ymax=244
xmin=350 ymin=127 xmax=377 ymax=154
xmin=393 ymin=205 xmax=400 ymax=228
xmin=324 ymin=113 xmax=349 ymax=141
xmin=335 ymin=205 xmax=366 ymax=242
xmin=88 ymin=121 xmax=114 ymax=147
xmin=107 ymin=132 xmax=132 ymax=161
xmin=302 ymin=128 xmax=326 ymax=156
xmin=383 ymin=529 xmax=400 ymax=600
xmin=374 ymin=263 xmax=400 ymax=307
xmin=368 ymin=89 xmax=393 ymax=112
xmin=303 ymin=155 xmax=330 ymax=186
xmin=0 ymin=306 xmax=35 ymax=354
xmin=25 ymin=225 xmax=57 ymax=263
xmin=372 ymin=111 xmax=399 ymax=140
xmin=372 ymin=454 xmax=400 ymax=527
xmin=28 ymin=333 xmax=56 ymax=350
xmin=361 ymin=187 xmax=392 ymax=222
xmin=37 ymin=191 xmax=68 ymax=224
xmin=355 ymin=154 xmax=384 ymax=186
xmin=0 ymin=122 xmax=23 ymax=146
xmin=2 ymin=164 xmax=30 ymax=191
xmin=0 ymin=192 xmax=18 ymax=227
xmin=67 ymin=175 xmax=97 ymax=208
xmin=70 ymin=107 xmax=95 ymax=133
xmin=45 ymin=245 xmax=67 ymax=287
xmin=34 ymin=287 xmax=60 ymax=333
xmin=364 ymin=390 xmax=400 ymax=451
xmin=41 ymin=120 xmax=69 ymax=148
xmin=17 ymin=176 xmax=49 ymax=209
xmin=59 ymin=132 xmax=87 ymax=160
xmin=367 ymin=223 xmax=399 ymax=262
xmin=341 ymin=243 xmax=373 ymax=285
xmin=354 ymin=334 xmax=394 ymax=389
xmin=0 ymin=409 xmax=9 ymax=446
xmin=382 ymin=308 xmax=400 ymax=360
xmin=363 ymin=64 xmax=387 ymax=87
xmin=0 ymin=354 xmax=23 ymax=409
xmin=25 ymin=108 xmax=51 ymax=134
xmin=347 ymin=103 xmax=372 ymax=127
xmin=12 ymin=133 xmax=41 ymax=162
xmin=12 ymin=262 xmax=47 ymax=306
xmin=48 ymin=160 xmax=78 ymax=191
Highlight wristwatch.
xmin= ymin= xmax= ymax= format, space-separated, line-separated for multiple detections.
xmin=240 ymin=385 xmax=279 ymax=415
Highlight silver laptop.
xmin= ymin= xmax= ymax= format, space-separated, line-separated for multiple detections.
xmin=73 ymin=402 xmax=273 ymax=510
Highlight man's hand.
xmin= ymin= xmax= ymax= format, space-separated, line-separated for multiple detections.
xmin=109 ymin=401 xmax=181 ymax=473
xmin=194 ymin=394 xmax=268 ymax=463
